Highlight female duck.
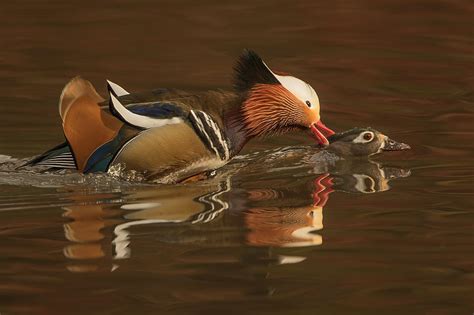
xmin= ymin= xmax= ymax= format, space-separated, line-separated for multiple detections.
xmin=326 ymin=127 xmax=410 ymax=156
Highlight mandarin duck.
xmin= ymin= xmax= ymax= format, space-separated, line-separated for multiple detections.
xmin=25 ymin=50 xmax=334 ymax=183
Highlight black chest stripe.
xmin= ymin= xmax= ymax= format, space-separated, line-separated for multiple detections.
xmin=189 ymin=110 xmax=230 ymax=160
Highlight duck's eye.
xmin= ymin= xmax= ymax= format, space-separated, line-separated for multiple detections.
xmin=363 ymin=132 xmax=373 ymax=141
xmin=306 ymin=100 xmax=311 ymax=107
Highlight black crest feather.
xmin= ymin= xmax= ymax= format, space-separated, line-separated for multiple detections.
xmin=233 ymin=49 xmax=279 ymax=92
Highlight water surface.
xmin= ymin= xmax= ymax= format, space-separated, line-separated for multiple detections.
xmin=0 ymin=1 xmax=473 ymax=314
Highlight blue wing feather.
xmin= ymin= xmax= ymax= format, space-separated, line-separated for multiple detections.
xmin=84 ymin=127 xmax=136 ymax=173
xmin=126 ymin=102 xmax=187 ymax=119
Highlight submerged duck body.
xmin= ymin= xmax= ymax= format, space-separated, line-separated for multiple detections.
xmin=26 ymin=50 xmax=335 ymax=183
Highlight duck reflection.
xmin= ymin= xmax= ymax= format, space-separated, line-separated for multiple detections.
xmin=61 ymin=154 xmax=410 ymax=272
xmin=244 ymin=205 xmax=323 ymax=247
xmin=241 ymin=160 xmax=410 ymax=249
xmin=62 ymin=177 xmax=231 ymax=269
xmin=63 ymin=205 xmax=111 ymax=260
xmin=316 ymin=160 xmax=411 ymax=194
xmin=242 ymin=174 xmax=332 ymax=248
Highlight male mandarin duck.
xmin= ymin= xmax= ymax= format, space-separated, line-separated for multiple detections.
xmin=26 ymin=50 xmax=335 ymax=183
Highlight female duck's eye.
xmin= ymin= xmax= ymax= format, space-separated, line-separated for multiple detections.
xmin=363 ymin=132 xmax=373 ymax=141
xmin=306 ymin=100 xmax=311 ymax=107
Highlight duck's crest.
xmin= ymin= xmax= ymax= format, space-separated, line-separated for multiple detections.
xmin=233 ymin=49 xmax=279 ymax=93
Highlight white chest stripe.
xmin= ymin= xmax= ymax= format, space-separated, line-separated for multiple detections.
xmin=201 ymin=112 xmax=230 ymax=160
xmin=190 ymin=110 xmax=220 ymax=157
xmin=189 ymin=110 xmax=230 ymax=161
xmin=109 ymin=93 xmax=183 ymax=129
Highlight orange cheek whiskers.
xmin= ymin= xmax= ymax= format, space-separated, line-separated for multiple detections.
xmin=241 ymin=84 xmax=305 ymax=137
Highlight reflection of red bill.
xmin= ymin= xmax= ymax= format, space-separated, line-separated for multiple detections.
xmin=312 ymin=173 xmax=334 ymax=207
xmin=311 ymin=121 xmax=332 ymax=146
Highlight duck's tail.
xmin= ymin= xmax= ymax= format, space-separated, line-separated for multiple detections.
xmin=59 ymin=76 xmax=124 ymax=172
xmin=20 ymin=142 xmax=76 ymax=170
xmin=22 ymin=76 xmax=124 ymax=172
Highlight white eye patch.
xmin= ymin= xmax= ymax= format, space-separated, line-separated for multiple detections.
xmin=263 ymin=62 xmax=319 ymax=108
xmin=352 ymin=131 xmax=375 ymax=144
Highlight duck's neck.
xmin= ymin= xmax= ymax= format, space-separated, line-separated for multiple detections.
xmin=223 ymin=98 xmax=254 ymax=157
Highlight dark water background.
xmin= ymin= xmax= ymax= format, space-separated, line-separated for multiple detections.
xmin=0 ymin=1 xmax=473 ymax=314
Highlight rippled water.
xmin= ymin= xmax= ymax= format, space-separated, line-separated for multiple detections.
xmin=0 ymin=1 xmax=473 ymax=314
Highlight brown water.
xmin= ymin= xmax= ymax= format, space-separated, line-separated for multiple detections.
xmin=0 ymin=1 xmax=473 ymax=314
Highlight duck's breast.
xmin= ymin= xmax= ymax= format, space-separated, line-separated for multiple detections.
xmin=109 ymin=122 xmax=227 ymax=183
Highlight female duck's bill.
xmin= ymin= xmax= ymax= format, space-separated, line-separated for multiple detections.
xmin=382 ymin=137 xmax=411 ymax=151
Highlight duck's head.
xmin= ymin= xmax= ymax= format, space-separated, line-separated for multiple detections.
xmin=233 ymin=50 xmax=334 ymax=146
xmin=327 ymin=127 xmax=410 ymax=156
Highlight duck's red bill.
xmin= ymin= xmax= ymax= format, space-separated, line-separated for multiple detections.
xmin=315 ymin=120 xmax=335 ymax=137
xmin=311 ymin=123 xmax=330 ymax=146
